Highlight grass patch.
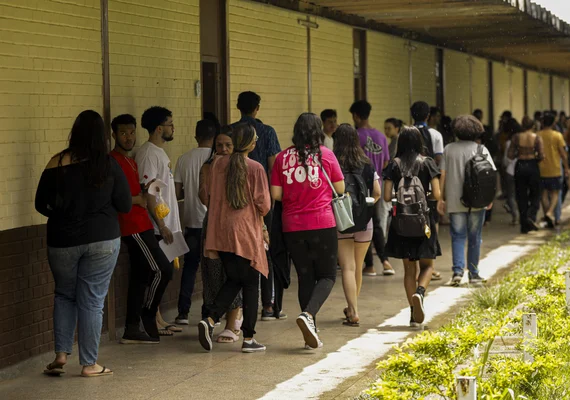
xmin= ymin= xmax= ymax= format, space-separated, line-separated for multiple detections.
xmin=361 ymin=231 xmax=570 ymax=400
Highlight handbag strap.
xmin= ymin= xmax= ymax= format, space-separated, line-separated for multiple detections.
xmin=316 ymin=158 xmax=339 ymax=199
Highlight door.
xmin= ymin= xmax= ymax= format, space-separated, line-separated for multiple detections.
xmin=200 ymin=0 xmax=228 ymax=123
xmin=353 ymin=29 xmax=367 ymax=101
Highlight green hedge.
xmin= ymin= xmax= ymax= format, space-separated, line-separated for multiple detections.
xmin=363 ymin=232 xmax=570 ymax=400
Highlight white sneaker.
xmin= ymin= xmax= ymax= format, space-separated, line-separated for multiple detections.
xmin=242 ymin=338 xmax=266 ymax=353
xmin=296 ymin=312 xmax=320 ymax=349
xmin=304 ymin=340 xmax=323 ymax=350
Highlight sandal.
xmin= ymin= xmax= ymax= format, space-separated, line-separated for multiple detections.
xmin=158 ymin=328 xmax=174 ymax=336
xmin=164 ymin=324 xmax=182 ymax=333
xmin=343 ymin=318 xmax=360 ymax=327
xmin=432 ymin=271 xmax=442 ymax=280
xmin=343 ymin=307 xmax=349 ymax=319
xmin=81 ymin=366 xmax=113 ymax=378
xmin=43 ymin=363 xmax=65 ymax=376
xmin=216 ymin=329 xmax=240 ymax=343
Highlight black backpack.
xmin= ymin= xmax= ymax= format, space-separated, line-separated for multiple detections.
xmin=417 ymin=126 xmax=435 ymax=158
xmin=340 ymin=167 xmax=374 ymax=234
xmin=393 ymin=157 xmax=430 ymax=238
xmin=461 ymin=145 xmax=497 ymax=209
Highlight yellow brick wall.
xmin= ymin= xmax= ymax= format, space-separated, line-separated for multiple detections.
xmin=526 ymin=70 xmax=550 ymax=115
xmin=367 ymin=32 xmax=409 ymax=128
xmin=552 ymin=76 xmax=569 ymax=114
xmin=228 ymin=0 xmax=307 ymax=146
xmin=0 ymin=0 xmax=103 ymax=231
xmin=109 ymin=0 xmax=201 ymax=163
xmin=412 ymin=42 xmax=436 ymax=110
xmin=471 ymin=57 xmax=489 ymax=126
xmin=493 ymin=62 xmax=524 ymax=123
xmin=444 ymin=50 xmax=470 ymax=119
xmin=310 ymin=19 xmax=353 ymax=126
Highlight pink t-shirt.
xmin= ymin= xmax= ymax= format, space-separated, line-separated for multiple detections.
xmin=272 ymin=146 xmax=344 ymax=232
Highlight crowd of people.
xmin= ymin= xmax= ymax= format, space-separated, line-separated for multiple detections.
xmin=35 ymin=90 xmax=569 ymax=376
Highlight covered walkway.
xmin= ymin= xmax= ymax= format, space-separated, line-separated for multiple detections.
xmin=0 ymin=206 xmax=563 ymax=399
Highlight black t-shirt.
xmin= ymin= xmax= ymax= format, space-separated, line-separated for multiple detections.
xmin=35 ymin=156 xmax=131 ymax=247
xmin=382 ymin=156 xmax=440 ymax=195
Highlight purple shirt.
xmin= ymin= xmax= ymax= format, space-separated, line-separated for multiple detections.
xmin=357 ymin=128 xmax=390 ymax=178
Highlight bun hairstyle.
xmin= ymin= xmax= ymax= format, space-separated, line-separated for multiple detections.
xmin=226 ymin=122 xmax=256 ymax=210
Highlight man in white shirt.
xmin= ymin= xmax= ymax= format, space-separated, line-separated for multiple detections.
xmin=320 ymin=109 xmax=338 ymax=150
xmin=173 ymin=119 xmax=216 ymax=324
xmin=136 ymin=106 xmax=181 ymax=243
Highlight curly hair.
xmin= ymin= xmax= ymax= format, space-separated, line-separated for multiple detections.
xmin=292 ymin=113 xmax=325 ymax=168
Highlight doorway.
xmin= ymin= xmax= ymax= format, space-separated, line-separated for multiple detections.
xmin=353 ymin=29 xmax=367 ymax=101
xmin=200 ymin=0 xmax=228 ymax=124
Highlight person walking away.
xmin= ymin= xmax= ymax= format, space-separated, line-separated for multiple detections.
xmin=271 ymin=113 xmax=345 ymax=349
xmin=173 ymin=119 xmax=217 ymax=325
xmin=411 ymin=101 xmax=444 ymax=280
xmin=383 ymin=126 xmax=441 ymax=327
xmin=35 ymin=110 xmax=131 ymax=377
xmin=350 ymin=100 xmax=394 ymax=276
xmin=502 ymin=118 xmax=523 ymax=225
xmin=198 ymin=123 xmax=270 ymax=353
xmin=110 ymin=114 xmax=172 ymax=343
xmin=321 ymin=109 xmax=338 ymax=150
xmin=437 ymin=116 xmax=496 ymax=286
xmin=507 ymin=116 xmax=545 ymax=233
xmin=538 ymin=112 xmax=569 ymax=227
xmin=135 ymin=106 xmax=182 ymax=335
xmin=233 ymin=91 xmax=284 ymax=321
xmin=199 ymin=126 xmax=244 ymax=344
xmin=334 ymin=124 xmax=381 ymax=326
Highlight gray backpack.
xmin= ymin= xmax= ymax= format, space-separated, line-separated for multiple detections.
xmin=393 ymin=157 xmax=430 ymax=238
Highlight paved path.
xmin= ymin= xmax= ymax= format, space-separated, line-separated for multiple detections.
xmin=0 ymin=206 xmax=564 ymax=400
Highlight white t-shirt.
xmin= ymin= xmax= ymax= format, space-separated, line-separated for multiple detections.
xmin=174 ymin=147 xmax=211 ymax=229
xmin=135 ymin=141 xmax=181 ymax=234
xmin=323 ymin=135 xmax=334 ymax=151
xmin=429 ymin=128 xmax=444 ymax=156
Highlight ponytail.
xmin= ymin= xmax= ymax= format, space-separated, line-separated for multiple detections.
xmin=226 ymin=123 xmax=256 ymax=210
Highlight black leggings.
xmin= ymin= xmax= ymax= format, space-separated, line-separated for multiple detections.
xmin=515 ymin=159 xmax=541 ymax=231
xmin=284 ymin=228 xmax=337 ymax=318
xmin=364 ymin=205 xmax=388 ymax=266
xmin=206 ymin=252 xmax=260 ymax=338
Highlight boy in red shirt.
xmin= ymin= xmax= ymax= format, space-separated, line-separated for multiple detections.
xmin=110 ymin=114 xmax=173 ymax=343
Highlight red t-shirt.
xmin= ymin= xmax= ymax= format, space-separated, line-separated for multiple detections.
xmin=271 ymin=146 xmax=344 ymax=232
xmin=110 ymin=150 xmax=154 ymax=236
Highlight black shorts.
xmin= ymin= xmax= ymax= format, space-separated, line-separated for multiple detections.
xmin=541 ymin=177 xmax=563 ymax=191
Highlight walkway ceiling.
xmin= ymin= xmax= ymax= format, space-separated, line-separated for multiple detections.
xmin=259 ymin=0 xmax=570 ymax=77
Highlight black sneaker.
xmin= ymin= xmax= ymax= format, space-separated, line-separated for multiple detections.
xmin=242 ymin=339 xmax=266 ymax=353
xmin=120 ymin=329 xmax=159 ymax=344
xmin=452 ymin=272 xmax=464 ymax=286
xmin=141 ymin=313 xmax=159 ymax=340
xmin=469 ymin=273 xmax=486 ymax=284
xmin=175 ymin=313 xmax=189 ymax=325
xmin=276 ymin=311 xmax=288 ymax=320
xmin=411 ymin=293 xmax=425 ymax=324
xmin=409 ymin=307 xmax=421 ymax=328
xmin=198 ymin=319 xmax=214 ymax=351
xmin=296 ymin=312 xmax=320 ymax=349
xmin=261 ymin=309 xmax=276 ymax=321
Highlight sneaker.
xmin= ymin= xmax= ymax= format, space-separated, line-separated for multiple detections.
xmin=175 ymin=313 xmax=189 ymax=325
xmin=276 ymin=311 xmax=288 ymax=320
xmin=304 ymin=340 xmax=323 ymax=350
xmin=261 ymin=309 xmax=276 ymax=321
xmin=411 ymin=293 xmax=425 ymax=324
xmin=469 ymin=273 xmax=486 ymax=284
xmin=296 ymin=312 xmax=320 ymax=349
xmin=198 ymin=319 xmax=214 ymax=351
xmin=120 ymin=330 xmax=159 ymax=344
xmin=242 ymin=338 xmax=266 ymax=353
xmin=452 ymin=272 xmax=464 ymax=286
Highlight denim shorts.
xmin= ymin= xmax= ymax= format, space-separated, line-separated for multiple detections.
xmin=541 ymin=177 xmax=562 ymax=191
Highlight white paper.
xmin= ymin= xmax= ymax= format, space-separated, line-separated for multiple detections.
xmin=159 ymin=231 xmax=189 ymax=262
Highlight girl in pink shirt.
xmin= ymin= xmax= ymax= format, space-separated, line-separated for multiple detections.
xmin=271 ymin=113 xmax=345 ymax=349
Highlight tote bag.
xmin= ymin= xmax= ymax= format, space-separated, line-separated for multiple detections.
xmin=318 ymin=160 xmax=355 ymax=232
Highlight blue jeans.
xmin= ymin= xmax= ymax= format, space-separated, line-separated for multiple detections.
xmin=449 ymin=210 xmax=485 ymax=276
xmin=178 ymin=228 xmax=201 ymax=314
xmin=48 ymin=238 xmax=120 ymax=366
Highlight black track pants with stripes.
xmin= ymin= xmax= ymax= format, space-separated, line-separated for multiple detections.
xmin=123 ymin=230 xmax=173 ymax=329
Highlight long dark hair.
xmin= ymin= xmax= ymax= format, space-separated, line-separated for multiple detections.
xmin=207 ymin=125 xmax=232 ymax=164
xmin=226 ymin=123 xmax=256 ymax=210
xmin=333 ymin=123 xmax=370 ymax=171
xmin=395 ymin=126 xmax=424 ymax=172
xmin=60 ymin=110 xmax=109 ymax=186
xmin=293 ymin=113 xmax=325 ymax=168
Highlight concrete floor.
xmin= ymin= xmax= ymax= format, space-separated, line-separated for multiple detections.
xmin=0 ymin=205 xmax=562 ymax=400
